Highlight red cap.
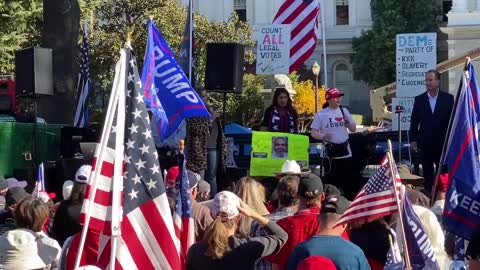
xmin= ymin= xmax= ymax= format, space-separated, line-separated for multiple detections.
xmin=166 ymin=166 xmax=180 ymax=187
xmin=325 ymin=87 xmax=344 ymax=100
xmin=437 ymin=173 xmax=449 ymax=193
xmin=297 ymin=256 xmax=336 ymax=270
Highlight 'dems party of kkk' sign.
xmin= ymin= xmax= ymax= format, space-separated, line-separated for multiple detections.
xmin=255 ymin=24 xmax=290 ymax=75
xmin=396 ymin=33 xmax=437 ymax=97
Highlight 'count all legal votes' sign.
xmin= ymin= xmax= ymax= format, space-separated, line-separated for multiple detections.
xmin=396 ymin=33 xmax=437 ymax=98
xmin=255 ymin=24 xmax=290 ymax=75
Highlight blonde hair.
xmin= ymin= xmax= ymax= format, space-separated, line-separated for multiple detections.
xmin=234 ymin=177 xmax=269 ymax=237
xmin=396 ymin=205 xmax=450 ymax=270
xmin=204 ymin=217 xmax=236 ymax=259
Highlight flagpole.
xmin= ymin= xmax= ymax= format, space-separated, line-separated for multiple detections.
xmin=74 ymin=51 xmax=126 ymax=270
xmin=188 ymin=0 xmax=193 ymax=83
xmin=387 ymin=140 xmax=412 ymax=270
xmin=320 ymin=0 xmax=328 ymax=87
xmin=431 ymin=57 xmax=471 ymax=204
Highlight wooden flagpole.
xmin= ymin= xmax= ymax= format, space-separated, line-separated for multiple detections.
xmin=387 ymin=139 xmax=412 ymax=270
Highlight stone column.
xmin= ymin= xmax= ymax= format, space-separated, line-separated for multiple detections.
xmin=450 ymin=0 xmax=469 ymax=13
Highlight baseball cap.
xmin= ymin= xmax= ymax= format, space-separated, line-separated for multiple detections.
xmin=166 ymin=166 xmax=179 ymax=187
xmin=212 ymin=191 xmax=240 ymax=220
xmin=75 ymin=165 xmax=92 ymax=184
xmin=325 ymin=87 xmax=344 ymax=100
xmin=6 ymin=178 xmax=27 ymax=189
xmin=62 ymin=180 xmax=74 ymax=200
xmin=198 ymin=180 xmax=210 ymax=193
xmin=298 ymin=174 xmax=323 ymax=199
xmin=187 ymin=170 xmax=200 ymax=189
xmin=6 ymin=187 xmax=29 ymax=205
xmin=321 ymin=195 xmax=350 ymax=215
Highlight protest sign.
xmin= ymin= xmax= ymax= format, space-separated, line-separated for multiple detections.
xmin=396 ymin=33 xmax=437 ymax=97
xmin=250 ymin=131 xmax=309 ymax=176
xmin=255 ymin=24 xmax=290 ymax=75
xmin=391 ymin=97 xmax=414 ymax=131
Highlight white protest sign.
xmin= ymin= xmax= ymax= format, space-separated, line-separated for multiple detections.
xmin=396 ymin=33 xmax=437 ymax=97
xmin=255 ymin=24 xmax=290 ymax=75
xmin=391 ymin=97 xmax=414 ymax=131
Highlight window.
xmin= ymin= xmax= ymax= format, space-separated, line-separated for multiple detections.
xmin=336 ymin=0 xmax=349 ymax=25
xmin=234 ymin=0 xmax=247 ymax=22
xmin=334 ymin=63 xmax=350 ymax=104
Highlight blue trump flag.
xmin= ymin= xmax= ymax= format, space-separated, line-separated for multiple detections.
xmin=141 ymin=20 xmax=210 ymax=141
xmin=443 ymin=61 xmax=480 ymax=240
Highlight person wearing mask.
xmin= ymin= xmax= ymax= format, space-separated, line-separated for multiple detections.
xmin=261 ymin=88 xmax=298 ymax=133
xmin=186 ymin=89 xmax=227 ymax=196
xmin=409 ymin=70 xmax=454 ymax=195
xmin=286 ymin=195 xmax=370 ymax=270
xmin=266 ymin=174 xmax=324 ymax=269
xmin=310 ymin=87 xmax=356 ymax=199
xmin=51 ymin=165 xmax=91 ymax=245
xmin=186 ymin=191 xmax=288 ymax=270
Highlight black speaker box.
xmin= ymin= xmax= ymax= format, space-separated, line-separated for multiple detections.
xmin=205 ymin=43 xmax=244 ymax=93
xmin=15 ymin=47 xmax=53 ymax=96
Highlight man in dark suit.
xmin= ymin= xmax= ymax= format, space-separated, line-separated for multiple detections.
xmin=410 ymin=70 xmax=454 ymax=195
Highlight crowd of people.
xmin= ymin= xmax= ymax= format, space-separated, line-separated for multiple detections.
xmin=0 ymin=69 xmax=472 ymax=270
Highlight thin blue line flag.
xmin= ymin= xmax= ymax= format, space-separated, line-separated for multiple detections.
xmin=443 ymin=61 xmax=480 ymax=240
xmin=141 ymin=20 xmax=210 ymax=142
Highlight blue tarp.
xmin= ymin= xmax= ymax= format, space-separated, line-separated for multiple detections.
xmin=224 ymin=123 xmax=251 ymax=135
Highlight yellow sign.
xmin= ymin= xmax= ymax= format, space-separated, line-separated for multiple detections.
xmin=250 ymin=131 xmax=309 ymax=176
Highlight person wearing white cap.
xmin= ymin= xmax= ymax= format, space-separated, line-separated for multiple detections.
xmin=186 ymin=191 xmax=288 ymax=270
xmin=0 ymin=229 xmax=47 ymax=270
xmin=51 ymin=164 xmax=91 ymax=246
xmin=310 ymin=87 xmax=357 ymax=199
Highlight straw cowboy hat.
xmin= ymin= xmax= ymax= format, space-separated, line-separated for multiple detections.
xmin=397 ymin=164 xmax=424 ymax=187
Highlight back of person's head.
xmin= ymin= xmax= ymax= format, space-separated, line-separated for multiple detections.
xmin=298 ymin=174 xmax=324 ymax=207
xmin=234 ymin=177 xmax=269 ymax=237
xmin=277 ymin=175 xmax=299 ymax=207
xmin=14 ymin=197 xmax=49 ymax=232
xmin=70 ymin=165 xmax=91 ymax=202
xmin=5 ymin=187 xmax=29 ymax=211
xmin=318 ymin=195 xmax=350 ymax=233
xmin=205 ymin=191 xmax=241 ymax=259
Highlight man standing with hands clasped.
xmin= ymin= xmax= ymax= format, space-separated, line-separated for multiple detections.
xmin=409 ymin=70 xmax=454 ymax=196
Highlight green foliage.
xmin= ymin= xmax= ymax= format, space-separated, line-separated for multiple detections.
xmin=0 ymin=0 xmax=43 ymax=74
xmin=352 ymin=0 xmax=439 ymax=88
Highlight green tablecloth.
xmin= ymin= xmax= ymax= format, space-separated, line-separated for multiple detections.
xmin=0 ymin=122 xmax=62 ymax=177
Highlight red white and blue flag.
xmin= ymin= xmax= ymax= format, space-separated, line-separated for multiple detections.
xmin=273 ymin=0 xmax=320 ymax=73
xmin=173 ymin=153 xmax=195 ymax=268
xmin=32 ymin=162 xmax=45 ymax=198
xmin=336 ymin=155 xmax=401 ymax=226
xmin=80 ymin=48 xmax=181 ymax=269
xmin=74 ymin=24 xmax=91 ymax=128
xmin=443 ymin=61 xmax=480 ymax=240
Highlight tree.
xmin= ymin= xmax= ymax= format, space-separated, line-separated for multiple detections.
xmin=0 ymin=0 xmax=43 ymax=74
xmin=292 ymin=80 xmax=326 ymax=131
xmin=352 ymin=0 xmax=439 ymax=88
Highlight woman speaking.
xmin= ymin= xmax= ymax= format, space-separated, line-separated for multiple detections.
xmin=310 ymin=88 xmax=356 ymax=199
xmin=261 ymin=88 xmax=298 ymax=133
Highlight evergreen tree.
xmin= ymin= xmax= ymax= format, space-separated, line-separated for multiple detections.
xmin=352 ymin=0 xmax=439 ymax=88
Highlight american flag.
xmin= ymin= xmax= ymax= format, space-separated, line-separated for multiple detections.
xmin=336 ymin=155 xmax=401 ymax=226
xmin=273 ymin=0 xmax=320 ymax=73
xmin=74 ymin=24 xmax=91 ymax=128
xmin=32 ymin=162 xmax=45 ymax=198
xmin=80 ymin=48 xmax=181 ymax=269
xmin=173 ymin=153 xmax=194 ymax=268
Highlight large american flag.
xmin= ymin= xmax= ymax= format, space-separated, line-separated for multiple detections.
xmin=173 ymin=153 xmax=194 ymax=268
xmin=336 ymin=155 xmax=401 ymax=226
xmin=273 ymin=0 xmax=320 ymax=73
xmin=74 ymin=25 xmax=91 ymax=128
xmin=80 ymin=48 xmax=181 ymax=269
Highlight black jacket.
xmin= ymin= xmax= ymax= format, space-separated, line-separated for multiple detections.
xmin=409 ymin=90 xmax=454 ymax=148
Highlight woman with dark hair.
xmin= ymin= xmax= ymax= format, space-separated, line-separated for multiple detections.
xmin=51 ymin=165 xmax=91 ymax=245
xmin=261 ymin=88 xmax=298 ymax=133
